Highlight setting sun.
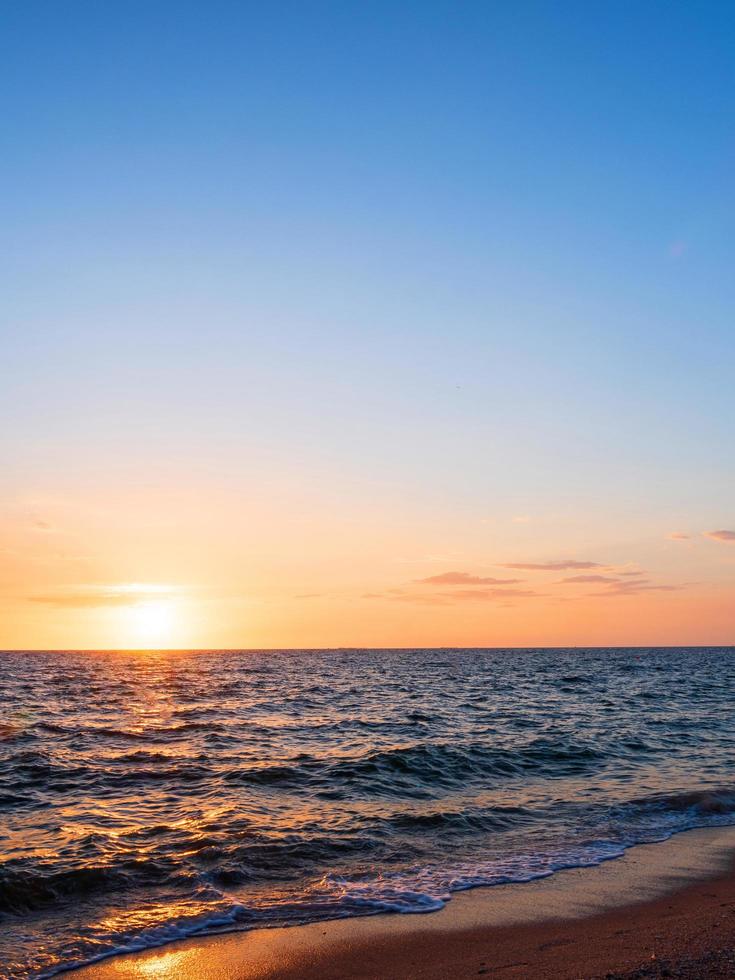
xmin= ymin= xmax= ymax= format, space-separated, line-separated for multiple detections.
xmin=85 ymin=584 xmax=189 ymax=649
xmin=123 ymin=600 xmax=176 ymax=647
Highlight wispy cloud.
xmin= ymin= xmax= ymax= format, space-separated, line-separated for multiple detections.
xmin=28 ymin=583 xmax=179 ymax=608
xmin=416 ymin=571 xmax=523 ymax=586
xmin=31 ymin=520 xmax=56 ymax=533
xmin=392 ymin=593 xmax=450 ymax=606
xmin=501 ymin=560 xmax=603 ymax=571
xmin=440 ymin=588 xmax=542 ymax=601
xmin=592 ymin=580 xmax=686 ymax=598
xmin=395 ymin=554 xmax=464 ymax=564
xmin=387 ymin=585 xmax=543 ymax=605
xmin=704 ymin=529 xmax=735 ymax=543
xmin=29 ymin=593 xmax=137 ymax=608
xmin=559 ymin=574 xmax=619 ymax=584
xmin=667 ymin=531 xmax=690 ymax=540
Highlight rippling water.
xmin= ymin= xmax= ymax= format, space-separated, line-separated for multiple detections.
xmin=1 ymin=648 xmax=735 ymax=978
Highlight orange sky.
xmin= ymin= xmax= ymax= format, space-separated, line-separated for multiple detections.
xmin=2 ymin=481 xmax=733 ymax=649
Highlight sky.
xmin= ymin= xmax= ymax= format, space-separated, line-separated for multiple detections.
xmin=1 ymin=1 xmax=734 ymax=649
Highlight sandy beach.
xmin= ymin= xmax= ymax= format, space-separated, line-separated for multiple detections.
xmin=71 ymin=825 xmax=735 ymax=979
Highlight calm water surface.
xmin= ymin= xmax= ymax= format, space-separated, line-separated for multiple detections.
xmin=1 ymin=648 xmax=734 ymax=978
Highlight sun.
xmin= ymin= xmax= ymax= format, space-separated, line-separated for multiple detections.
xmin=99 ymin=583 xmax=185 ymax=649
xmin=125 ymin=600 xmax=176 ymax=647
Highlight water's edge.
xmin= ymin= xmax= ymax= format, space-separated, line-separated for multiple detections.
xmin=56 ymin=818 xmax=735 ymax=978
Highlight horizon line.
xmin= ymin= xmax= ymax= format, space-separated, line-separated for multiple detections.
xmin=2 ymin=645 xmax=734 ymax=653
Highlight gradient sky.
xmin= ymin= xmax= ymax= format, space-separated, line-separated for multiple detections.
xmin=2 ymin=1 xmax=734 ymax=649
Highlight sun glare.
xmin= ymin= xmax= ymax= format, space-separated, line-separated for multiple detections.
xmin=128 ymin=601 xmax=175 ymax=646
xmin=94 ymin=584 xmax=190 ymax=649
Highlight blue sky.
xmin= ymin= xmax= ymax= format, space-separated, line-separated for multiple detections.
xmin=2 ymin=2 xmax=734 ymax=646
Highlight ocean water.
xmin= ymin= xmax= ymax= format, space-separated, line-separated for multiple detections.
xmin=1 ymin=648 xmax=735 ymax=978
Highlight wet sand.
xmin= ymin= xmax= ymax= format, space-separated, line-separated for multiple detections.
xmin=72 ymin=825 xmax=735 ymax=979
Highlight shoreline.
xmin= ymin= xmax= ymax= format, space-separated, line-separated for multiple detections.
xmin=71 ymin=824 xmax=735 ymax=979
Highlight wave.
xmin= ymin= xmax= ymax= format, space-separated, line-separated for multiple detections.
xmin=223 ymin=737 xmax=609 ymax=798
xmin=621 ymin=787 xmax=735 ymax=823
xmin=0 ymin=733 xmax=667 ymax=808
xmin=0 ymin=858 xmax=192 ymax=916
xmin=10 ymin=786 xmax=735 ymax=923
xmin=386 ymin=803 xmax=534 ymax=834
xmin=29 ymin=788 xmax=735 ymax=979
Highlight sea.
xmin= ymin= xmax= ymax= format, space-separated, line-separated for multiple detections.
xmin=1 ymin=647 xmax=734 ymax=978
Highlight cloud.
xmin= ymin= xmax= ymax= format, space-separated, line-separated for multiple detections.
xmin=667 ymin=532 xmax=690 ymax=540
xmin=441 ymin=588 xmax=542 ymax=601
xmin=395 ymin=554 xmax=464 ymax=564
xmin=704 ymin=530 xmax=735 ymax=543
xmin=501 ymin=560 xmax=603 ymax=571
xmin=559 ymin=574 xmax=619 ymax=584
xmin=28 ymin=583 xmax=178 ymax=608
xmin=29 ymin=593 xmax=137 ymax=608
xmin=31 ymin=520 xmax=55 ymax=533
xmin=390 ymin=586 xmax=542 ymax=605
xmin=592 ymin=580 xmax=686 ymax=597
xmin=416 ymin=571 xmax=524 ymax=586
xmin=392 ymin=593 xmax=450 ymax=605
xmin=512 ymin=515 xmax=531 ymax=524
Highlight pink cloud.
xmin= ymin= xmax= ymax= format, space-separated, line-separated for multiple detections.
xmin=441 ymin=588 xmax=541 ymax=601
xmin=392 ymin=586 xmax=542 ymax=605
xmin=667 ymin=531 xmax=690 ymax=541
xmin=704 ymin=530 xmax=735 ymax=543
xmin=416 ymin=571 xmax=523 ymax=586
xmin=560 ymin=574 xmax=620 ymax=584
xmin=592 ymin=580 xmax=686 ymax=597
xmin=502 ymin=560 xmax=603 ymax=571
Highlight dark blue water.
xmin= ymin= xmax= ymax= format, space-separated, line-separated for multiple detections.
xmin=1 ymin=648 xmax=734 ymax=978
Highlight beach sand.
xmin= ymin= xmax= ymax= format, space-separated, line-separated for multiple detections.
xmin=72 ymin=825 xmax=735 ymax=979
